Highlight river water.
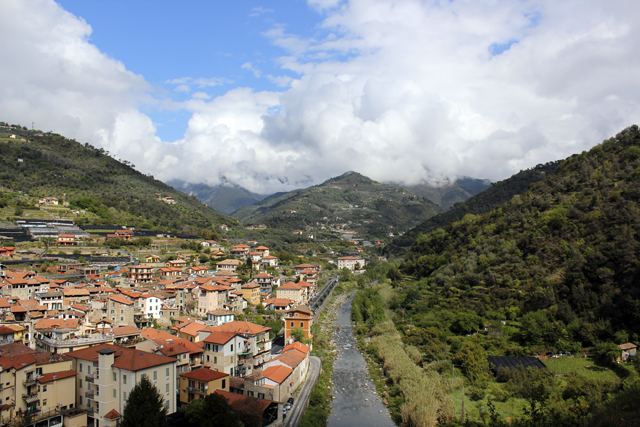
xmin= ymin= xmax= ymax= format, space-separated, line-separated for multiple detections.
xmin=328 ymin=293 xmax=395 ymax=427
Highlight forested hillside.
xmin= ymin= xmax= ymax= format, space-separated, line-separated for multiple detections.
xmin=0 ymin=125 xmax=232 ymax=235
xmin=402 ymin=125 xmax=640 ymax=347
xmin=393 ymin=162 xmax=560 ymax=248
xmin=232 ymin=171 xmax=442 ymax=240
xmin=168 ymin=179 xmax=267 ymax=215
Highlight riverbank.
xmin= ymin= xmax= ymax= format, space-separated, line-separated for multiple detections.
xmin=300 ymin=285 xmax=354 ymax=427
xmin=328 ymin=293 xmax=394 ymax=426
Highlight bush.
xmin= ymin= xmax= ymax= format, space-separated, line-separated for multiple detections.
xmin=468 ymin=386 xmax=486 ymax=401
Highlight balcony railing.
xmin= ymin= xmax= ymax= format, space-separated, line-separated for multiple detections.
xmin=85 ymin=374 xmax=96 ymax=383
xmin=37 ymin=335 xmax=112 ymax=348
xmin=23 ymin=373 xmax=41 ymax=385
xmin=186 ymin=386 xmax=206 ymax=394
xmin=85 ymin=390 xmax=94 ymax=399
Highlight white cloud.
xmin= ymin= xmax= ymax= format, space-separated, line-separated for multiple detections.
xmin=2 ymin=0 xmax=640 ymax=196
xmin=241 ymin=62 xmax=262 ymax=78
xmin=249 ymin=7 xmax=274 ymax=17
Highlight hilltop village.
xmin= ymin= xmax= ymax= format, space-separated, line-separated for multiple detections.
xmin=0 ymin=217 xmax=366 ymax=427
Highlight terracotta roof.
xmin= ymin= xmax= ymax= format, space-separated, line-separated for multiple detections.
xmin=207 ymin=321 xmax=270 ymax=336
xmin=67 ymin=344 xmax=176 ymax=371
xmin=286 ymin=305 xmax=313 ymax=316
xmin=261 ymin=365 xmax=293 ymax=384
xmin=108 ymin=295 xmax=134 ymax=305
xmin=217 ymin=259 xmax=241 ymax=265
xmin=37 ymin=370 xmax=77 ymax=383
xmin=0 ymin=298 xmax=11 ymax=308
xmin=104 ymin=409 xmax=121 ymax=420
xmin=283 ymin=341 xmax=310 ymax=355
xmin=113 ymin=326 xmax=141 ymax=337
xmin=208 ymin=309 xmax=234 ymax=316
xmin=35 ymin=318 xmax=79 ymax=330
xmin=177 ymin=322 xmax=208 ymax=337
xmin=279 ymin=282 xmax=303 ymax=290
xmin=62 ymin=289 xmax=90 ymax=296
xmin=214 ymin=389 xmax=272 ymax=413
xmin=140 ymin=328 xmax=175 ymax=340
xmin=180 ymin=368 xmax=229 ymax=381
xmin=619 ymin=342 xmax=637 ymax=350
xmin=202 ymin=331 xmax=238 ymax=345
xmin=263 ymin=298 xmax=293 ymax=307
xmin=241 ymin=283 xmax=260 ymax=289
xmin=252 ymin=272 xmax=273 ymax=279
xmin=273 ymin=349 xmax=306 ymax=369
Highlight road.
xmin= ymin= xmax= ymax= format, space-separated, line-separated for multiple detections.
xmin=310 ymin=276 xmax=339 ymax=310
xmin=285 ymin=355 xmax=321 ymax=427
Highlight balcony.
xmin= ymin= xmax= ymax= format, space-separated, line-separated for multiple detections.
xmin=37 ymin=335 xmax=113 ymax=349
xmin=23 ymin=372 xmax=41 ymax=386
xmin=85 ymin=390 xmax=95 ymax=399
xmin=186 ymin=386 xmax=206 ymax=395
xmin=85 ymin=373 xmax=96 ymax=383
xmin=22 ymin=392 xmax=39 ymax=404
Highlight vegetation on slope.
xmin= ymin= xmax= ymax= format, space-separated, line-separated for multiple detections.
xmin=393 ymin=163 xmax=560 ymax=249
xmin=0 ymin=124 xmax=233 ymax=235
xmin=232 ymin=171 xmax=442 ymax=240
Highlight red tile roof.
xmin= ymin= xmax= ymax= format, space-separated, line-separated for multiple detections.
xmin=180 ymin=368 xmax=229 ymax=381
xmin=67 ymin=344 xmax=176 ymax=371
xmin=37 ymin=370 xmax=77 ymax=383
xmin=261 ymin=365 xmax=293 ymax=384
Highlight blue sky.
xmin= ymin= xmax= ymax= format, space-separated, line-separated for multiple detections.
xmin=57 ymin=0 xmax=322 ymax=141
xmin=1 ymin=0 xmax=639 ymax=194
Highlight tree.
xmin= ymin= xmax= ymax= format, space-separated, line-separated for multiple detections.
xmin=120 ymin=374 xmax=168 ymax=427
xmin=291 ymin=327 xmax=306 ymax=342
xmin=185 ymin=393 xmax=241 ymax=427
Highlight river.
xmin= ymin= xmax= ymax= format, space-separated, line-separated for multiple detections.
xmin=327 ymin=293 xmax=395 ymax=427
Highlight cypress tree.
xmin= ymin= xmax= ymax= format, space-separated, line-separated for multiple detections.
xmin=120 ymin=374 xmax=168 ymax=427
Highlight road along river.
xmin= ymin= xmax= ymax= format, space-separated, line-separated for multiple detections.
xmin=327 ymin=293 xmax=394 ymax=427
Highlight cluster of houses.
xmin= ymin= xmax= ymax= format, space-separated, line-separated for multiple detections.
xmin=0 ymin=263 xmax=315 ymax=427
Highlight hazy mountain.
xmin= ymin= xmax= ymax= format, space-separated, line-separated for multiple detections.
xmin=232 ymin=171 xmax=442 ymax=240
xmin=391 ymin=177 xmax=491 ymax=210
xmin=168 ymin=180 xmax=268 ymax=215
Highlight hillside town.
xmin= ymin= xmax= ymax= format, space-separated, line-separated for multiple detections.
xmin=0 ymin=221 xmax=364 ymax=427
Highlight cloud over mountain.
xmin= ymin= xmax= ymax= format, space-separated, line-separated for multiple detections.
xmin=1 ymin=0 xmax=640 ymax=194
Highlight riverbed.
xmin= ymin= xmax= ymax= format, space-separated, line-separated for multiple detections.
xmin=327 ymin=293 xmax=394 ymax=427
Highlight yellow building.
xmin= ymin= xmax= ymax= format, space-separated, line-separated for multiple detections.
xmin=179 ymin=368 xmax=230 ymax=406
xmin=240 ymin=283 xmax=261 ymax=306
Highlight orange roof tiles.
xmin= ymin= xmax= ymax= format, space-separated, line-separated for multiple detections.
xmin=180 ymin=368 xmax=229 ymax=381
xmin=37 ymin=370 xmax=77 ymax=383
xmin=207 ymin=321 xmax=270 ymax=336
xmin=273 ymin=349 xmax=306 ymax=369
xmin=202 ymin=331 xmax=238 ymax=345
xmin=261 ymin=365 xmax=293 ymax=384
xmin=283 ymin=341 xmax=310 ymax=355
xmin=67 ymin=344 xmax=176 ymax=371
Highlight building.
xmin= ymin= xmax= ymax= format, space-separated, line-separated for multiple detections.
xmin=107 ymin=294 xmax=136 ymax=327
xmin=283 ymin=305 xmax=313 ymax=344
xmin=67 ymin=344 xmax=177 ymax=427
xmin=276 ymin=282 xmax=306 ymax=304
xmin=619 ymin=343 xmax=637 ymax=362
xmin=240 ymin=283 xmax=261 ymax=306
xmin=337 ymin=256 xmax=365 ymax=270
xmin=179 ymin=369 xmax=230 ymax=406
xmin=206 ymin=309 xmax=235 ymax=326
xmin=129 ymin=265 xmax=153 ymax=284
xmin=216 ymin=259 xmax=241 ymax=272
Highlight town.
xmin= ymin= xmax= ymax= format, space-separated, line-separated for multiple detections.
xmin=0 ymin=217 xmax=368 ymax=427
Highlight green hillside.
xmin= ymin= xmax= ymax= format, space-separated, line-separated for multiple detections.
xmin=402 ymin=125 xmax=640 ymax=343
xmin=232 ymin=171 xmax=442 ymax=240
xmin=168 ymin=180 xmax=267 ymax=215
xmin=0 ymin=124 xmax=233 ymax=235
xmin=392 ymin=162 xmax=560 ymax=248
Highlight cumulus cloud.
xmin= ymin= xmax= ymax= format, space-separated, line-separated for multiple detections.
xmin=2 ymin=0 xmax=640 ymax=195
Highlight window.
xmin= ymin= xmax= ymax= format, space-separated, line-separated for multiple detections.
xmin=113 ymin=372 xmax=116 ymax=381
xmin=79 ymin=379 xmax=82 ymax=388
xmin=166 ymin=367 xmax=169 ymax=377
xmin=248 ymin=391 xmax=254 ymax=397
xmin=123 ymin=375 xmax=127 ymax=385
xmin=121 ymin=317 xmax=123 ymax=322
xmin=79 ymin=363 xmax=83 ymax=373
xmin=214 ymin=357 xmax=217 ymax=364
xmin=300 ymin=322 xmax=304 ymax=328
xmin=230 ymin=344 xmax=233 ymax=351
xmin=123 ymin=391 xmax=127 ymax=401
xmin=222 ymin=379 xmax=226 ymax=389
xmin=43 ymin=385 xmax=47 ymax=392
xmin=166 ymin=383 xmax=169 ymax=393
xmin=164 ymin=400 xmax=169 ymax=410
xmin=258 ymin=393 xmax=265 ymax=399
xmin=207 ymin=355 xmax=210 ymax=362
xmin=113 ymin=389 xmax=116 ymax=398
xmin=87 ymin=366 xmax=91 ymax=374
xmin=291 ymin=322 xmax=294 ymax=327
xmin=79 ymin=396 xmax=82 ymax=405
xmin=36 ymin=367 xmax=42 ymax=375
xmin=189 ymin=380 xmax=195 ymax=388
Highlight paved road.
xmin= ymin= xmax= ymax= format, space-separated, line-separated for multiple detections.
xmin=285 ymin=355 xmax=321 ymax=427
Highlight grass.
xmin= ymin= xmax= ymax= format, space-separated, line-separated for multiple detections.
xmin=450 ymin=386 xmax=527 ymax=423
xmin=544 ymin=356 xmax=620 ymax=381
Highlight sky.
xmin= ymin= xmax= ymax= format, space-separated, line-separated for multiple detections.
xmin=1 ymin=0 xmax=639 ymax=195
